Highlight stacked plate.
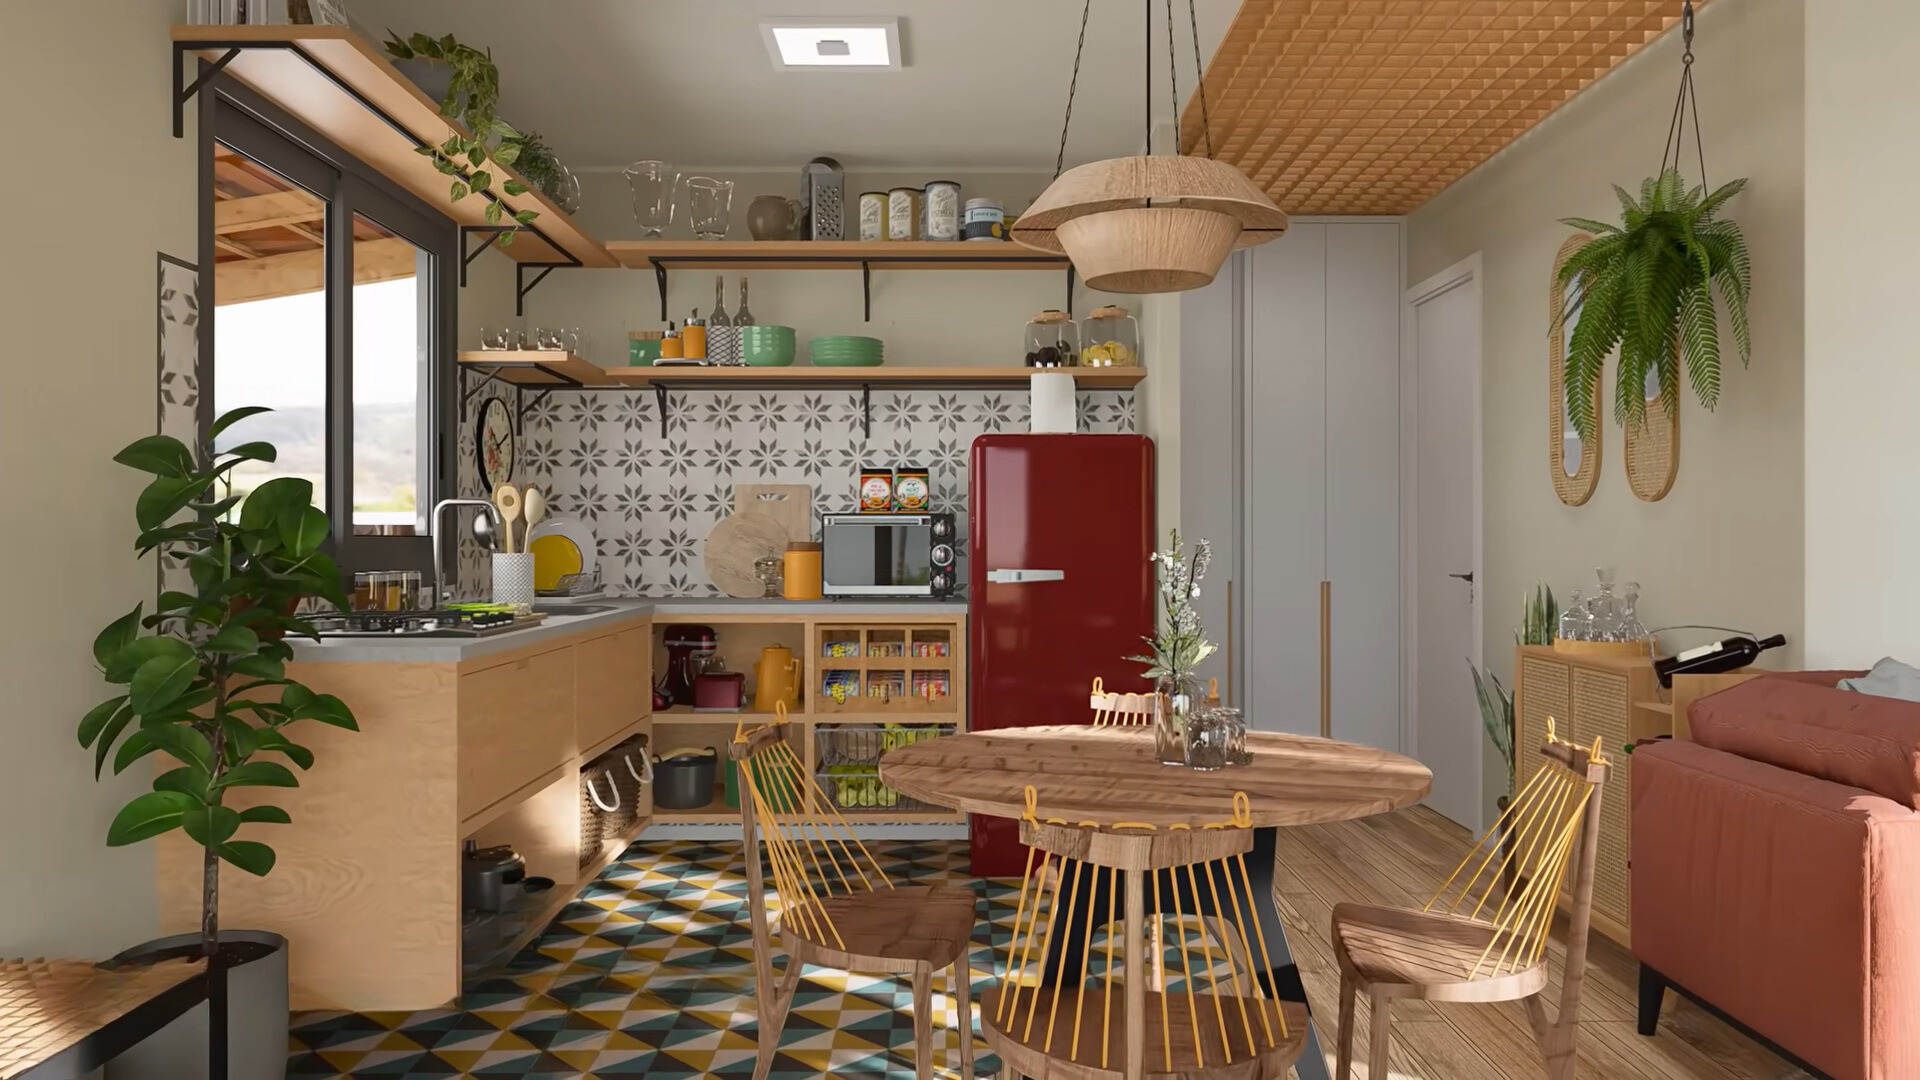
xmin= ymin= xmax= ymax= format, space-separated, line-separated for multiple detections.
xmin=808 ymin=335 xmax=885 ymax=367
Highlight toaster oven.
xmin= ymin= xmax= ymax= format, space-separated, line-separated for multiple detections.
xmin=820 ymin=513 xmax=956 ymax=598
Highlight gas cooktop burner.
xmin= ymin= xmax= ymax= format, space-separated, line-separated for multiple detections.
xmin=312 ymin=609 xmax=525 ymax=639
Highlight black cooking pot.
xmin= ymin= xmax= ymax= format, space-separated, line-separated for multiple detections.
xmin=462 ymin=842 xmax=526 ymax=913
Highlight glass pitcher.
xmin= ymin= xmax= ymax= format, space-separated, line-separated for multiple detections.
xmin=623 ymin=160 xmax=677 ymax=236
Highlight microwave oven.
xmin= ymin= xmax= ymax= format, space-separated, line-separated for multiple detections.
xmin=820 ymin=513 xmax=957 ymax=598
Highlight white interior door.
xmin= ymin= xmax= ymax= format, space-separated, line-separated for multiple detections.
xmin=1408 ymin=257 xmax=1483 ymax=830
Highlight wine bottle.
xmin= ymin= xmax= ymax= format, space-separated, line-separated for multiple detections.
xmin=1654 ymin=633 xmax=1786 ymax=688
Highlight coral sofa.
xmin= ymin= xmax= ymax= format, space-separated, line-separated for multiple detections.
xmin=1630 ymin=672 xmax=1920 ymax=1080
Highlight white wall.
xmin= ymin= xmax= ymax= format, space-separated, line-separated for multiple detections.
xmin=2 ymin=0 xmax=196 ymax=954
xmin=1407 ymin=0 xmax=1806 ymax=816
xmin=1803 ymin=0 xmax=1920 ymax=667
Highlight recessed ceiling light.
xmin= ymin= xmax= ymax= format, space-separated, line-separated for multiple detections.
xmin=760 ymin=17 xmax=902 ymax=71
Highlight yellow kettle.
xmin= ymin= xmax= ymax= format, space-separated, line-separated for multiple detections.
xmin=753 ymin=645 xmax=802 ymax=712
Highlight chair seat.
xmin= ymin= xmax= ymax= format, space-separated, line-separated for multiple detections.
xmin=1331 ymin=902 xmax=1548 ymax=1002
xmin=784 ymin=883 xmax=977 ymax=973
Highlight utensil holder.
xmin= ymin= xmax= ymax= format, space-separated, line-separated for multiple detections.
xmin=492 ymin=552 xmax=535 ymax=611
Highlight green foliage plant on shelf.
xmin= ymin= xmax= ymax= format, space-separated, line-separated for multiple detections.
xmin=79 ymin=406 xmax=358 ymax=968
xmin=1471 ymin=582 xmax=1557 ymax=798
xmin=1553 ymin=167 xmax=1751 ymax=445
xmin=382 ymin=31 xmax=538 ymax=243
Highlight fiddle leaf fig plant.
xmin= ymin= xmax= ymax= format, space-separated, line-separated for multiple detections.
xmin=1553 ymin=167 xmax=1751 ymax=444
xmin=383 ymin=30 xmax=538 ymax=242
xmin=80 ymin=406 xmax=358 ymax=966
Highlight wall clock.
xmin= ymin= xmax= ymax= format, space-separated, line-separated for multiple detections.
xmin=476 ymin=397 xmax=515 ymax=493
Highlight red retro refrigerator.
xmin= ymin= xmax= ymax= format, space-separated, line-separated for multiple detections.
xmin=968 ymin=433 xmax=1157 ymax=875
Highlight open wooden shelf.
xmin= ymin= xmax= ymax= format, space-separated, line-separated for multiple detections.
xmin=459 ymin=350 xmax=621 ymax=387
xmin=174 ymin=25 xmax=614 ymax=269
xmin=653 ymin=781 xmax=737 ymax=823
xmin=603 ymin=364 xmax=1146 ymax=390
xmin=608 ymin=239 xmax=1069 ymax=271
xmin=465 ymin=809 xmax=651 ymax=973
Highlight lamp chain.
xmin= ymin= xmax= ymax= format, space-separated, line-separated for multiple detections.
xmin=1190 ymin=0 xmax=1214 ymax=158
xmin=1658 ymin=0 xmax=1707 ymax=186
xmin=1054 ymin=0 xmax=1093 ymax=180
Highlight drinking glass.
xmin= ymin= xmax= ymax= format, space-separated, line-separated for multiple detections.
xmin=478 ymin=327 xmax=510 ymax=350
xmin=623 ymin=160 xmax=678 ymax=237
xmin=535 ymin=327 xmax=568 ymax=351
xmin=685 ymin=177 xmax=735 ymax=240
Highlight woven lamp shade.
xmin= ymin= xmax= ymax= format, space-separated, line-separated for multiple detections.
xmin=1013 ymin=155 xmax=1288 ymax=293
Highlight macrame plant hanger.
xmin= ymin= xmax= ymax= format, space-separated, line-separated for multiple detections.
xmin=1659 ymin=0 xmax=1708 ymax=187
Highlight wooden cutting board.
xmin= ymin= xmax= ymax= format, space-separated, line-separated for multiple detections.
xmin=704 ymin=511 xmax=790 ymax=598
xmin=733 ymin=484 xmax=813 ymax=543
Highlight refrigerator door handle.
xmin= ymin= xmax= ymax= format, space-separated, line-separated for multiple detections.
xmin=985 ymin=568 xmax=1067 ymax=584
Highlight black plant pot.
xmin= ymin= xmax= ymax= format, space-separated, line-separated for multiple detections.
xmin=103 ymin=930 xmax=288 ymax=1080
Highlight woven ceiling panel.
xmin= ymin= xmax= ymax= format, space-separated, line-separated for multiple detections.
xmin=1181 ymin=1 xmax=1699 ymax=214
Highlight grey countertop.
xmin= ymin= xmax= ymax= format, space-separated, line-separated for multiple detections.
xmin=287 ymin=596 xmax=967 ymax=663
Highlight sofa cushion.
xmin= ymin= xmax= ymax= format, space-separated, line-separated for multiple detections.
xmin=1690 ymin=675 xmax=1920 ymax=809
xmin=1841 ymin=657 xmax=1920 ymax=703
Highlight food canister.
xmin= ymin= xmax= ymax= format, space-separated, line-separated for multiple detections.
xmin=859 ymin=466 xmax=895 ymax=512
xmin=894 ymin=466 xmax=931 ymax=512
xmin=962 ymin=198 xmax=1005 ymax=241
xmin=857 ymin=191 xmax=888 ymax=242
xmin=887 ymin=188 xmax=921 ymax=241
xmin=923 ymin=180 xmax=962 ymax=241
xmin=683 ymin=314 xmax=707 ymax=361
xmin=782 ymin=542 xmax=823 ymax=600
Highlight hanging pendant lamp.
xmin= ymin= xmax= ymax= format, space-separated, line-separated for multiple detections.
xmin=1012 ymin=0 xmax=1287 ymax=293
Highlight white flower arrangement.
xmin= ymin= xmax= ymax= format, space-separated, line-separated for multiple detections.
xmin=1127 ymin=529 xmax=1216 ymax=682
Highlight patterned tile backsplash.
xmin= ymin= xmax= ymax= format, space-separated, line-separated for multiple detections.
xmin=456 ymin=387 xmax=1137 ymax=597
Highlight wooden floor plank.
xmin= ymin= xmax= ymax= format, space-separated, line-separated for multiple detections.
xmin=1272 ymin=806 xmax=1812 ymax=1080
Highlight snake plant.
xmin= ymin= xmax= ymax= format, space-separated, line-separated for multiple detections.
xmin=1554 ymin=168 xmax=1751 ymax=444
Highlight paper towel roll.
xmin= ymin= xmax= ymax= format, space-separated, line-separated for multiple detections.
xmin=1030 ymin=372 xmax=1077 ymax=433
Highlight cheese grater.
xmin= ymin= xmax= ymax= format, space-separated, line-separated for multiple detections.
xmin=802 ymin=157 xmax=845 ymax=241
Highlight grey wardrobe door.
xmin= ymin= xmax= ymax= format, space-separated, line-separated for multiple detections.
xmin=1246 ymin=224 xmax=1328 ymax=736
xmin=1325 ymin=223 xmax=1404 ymax=753
xmin=1179 ymin=255 xmax=1242 ymax=697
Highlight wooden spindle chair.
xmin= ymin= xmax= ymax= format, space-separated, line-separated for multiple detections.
xmin=1088 ymin=675 xmax=1155 ymax=727
xmin=731 ymin=704 xmax=977 ymax=1080
xmin=1331 ymin=721 xmax=1611 ymax=1080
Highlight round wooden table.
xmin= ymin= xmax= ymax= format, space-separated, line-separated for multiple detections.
xmin=880 ymin=725 xmax=1431 ymax=1080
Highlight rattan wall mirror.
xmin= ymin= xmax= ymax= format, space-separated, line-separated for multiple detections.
xmin=1550 ymin=233 xmax=1602 ymax=506
xmin=1624 ymin=366 xmax=1681 ymax=501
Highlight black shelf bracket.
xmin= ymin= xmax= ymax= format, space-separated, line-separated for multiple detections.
xmin=861 ymin=261 xmax=873 ymax=322
xmin=459 ymin=226 xmax=519 ymax=286
xmin=516 ymin=264 xmax=560 ymax=317
xmin=1066 ymin=265 xmax=1077 ymax=314
xmin=459 ymin=362 xmax=584 ymax=433
xmin=654 ymin=382 xmax=670 ymax=439
xmin=650 ymin=258 xmax=670 ymax=321
xmin=860 ymin=384 xmax=873 ymax=439
xmin=174 ymin=45 xmax=239 ymax=138
xmin=459 ymin=365 xmax=505 ymax=423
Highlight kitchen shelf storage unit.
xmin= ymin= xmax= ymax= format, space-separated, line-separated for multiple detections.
xmin=606 ymin=239 xmax=1075 ymax=321
xmin=647 ymin=611 xmax=968 ymax=827
xmin=172 ymin=24 xmax=615 ymax=313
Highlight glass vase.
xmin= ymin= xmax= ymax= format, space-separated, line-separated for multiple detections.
xmin=1154 ymin=674 xmax=1199 ymax=766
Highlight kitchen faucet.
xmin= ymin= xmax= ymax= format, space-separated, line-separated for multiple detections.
xmin=430 ymin=498 xmax=504 ymax=607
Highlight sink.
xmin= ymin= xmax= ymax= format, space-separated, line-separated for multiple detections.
xmin=536 ymin=603 xmax=616 ymax=616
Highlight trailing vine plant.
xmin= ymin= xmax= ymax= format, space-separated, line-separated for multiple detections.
xmin=384 ymin=31 xmax=538 ymax=244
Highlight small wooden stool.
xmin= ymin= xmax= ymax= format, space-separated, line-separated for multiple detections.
xmin=1 ymin=957 xmax=206 ymax=1079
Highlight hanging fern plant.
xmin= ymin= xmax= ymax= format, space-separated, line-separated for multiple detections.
xmin=1552 ymin=168 xmax=1751 ymax=443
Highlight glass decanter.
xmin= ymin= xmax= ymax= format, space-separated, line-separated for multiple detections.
xmin=1619 ymin=581 xmax=1648 ymax=642
xmin=1558 ymin=589 xmax=1590 ymax=641
xmin=1588 ymin=567 xmax=1622 ymax=641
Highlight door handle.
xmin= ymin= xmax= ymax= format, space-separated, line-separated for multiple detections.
xmin=1449 ymin=572 xmax=1474 ymax=583
xmin=985 ymin=568 xmax=1066 ymax=584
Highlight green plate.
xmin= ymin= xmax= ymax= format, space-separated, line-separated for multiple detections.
xmin=810 ymin=355 xmax=885 ymax=367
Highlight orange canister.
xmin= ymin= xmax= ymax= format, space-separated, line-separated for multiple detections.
xmin=782 ymin=542 xmax=822 ymax=600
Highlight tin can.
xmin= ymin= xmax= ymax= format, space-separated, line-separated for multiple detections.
xmin=857 ymin=191 xmax=888 ymax=242
xmin=962 ymin=197 xmax=1004 ymax=241
xmin=859 ymin=466 xmax=895 ymax=512
xmin=923 ymin=180 xmax=962 ymax=241
xmin=894 ymin=466 xmax=931 ymax=512
xmin=887 ymin=188 xmax=920 ymax=241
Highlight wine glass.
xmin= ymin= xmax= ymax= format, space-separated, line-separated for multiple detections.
xmin=623 ymin=160 xmax=677 ymax=237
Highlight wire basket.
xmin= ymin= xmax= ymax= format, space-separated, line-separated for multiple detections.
xmin=814 ymin=723 xmax=953 ymax=767
xmin=814 ymin=764 xmax=942 ymax=812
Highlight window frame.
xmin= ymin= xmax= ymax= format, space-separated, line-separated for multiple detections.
xmin=199 ymin=80 xmax=458 ymax=587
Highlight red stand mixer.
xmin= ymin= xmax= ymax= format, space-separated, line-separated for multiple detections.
xmin=659 ymin=624 xmax=717 ymax=709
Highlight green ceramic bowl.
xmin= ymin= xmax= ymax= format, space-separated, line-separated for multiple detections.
xmin=741 ymin=339 xmax=797 ymax=366
xmin=738 ymin=325 xmax=796 ymax=342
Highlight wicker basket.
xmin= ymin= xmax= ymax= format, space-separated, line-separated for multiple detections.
xmin=579 ymin=761 xmax=624 ymax=868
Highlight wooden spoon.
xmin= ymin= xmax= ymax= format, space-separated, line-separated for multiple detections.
xmin=492 ymin=482 xmax=522 ymax=555
xmin=522 ymin=485 xmax=548 ymax=552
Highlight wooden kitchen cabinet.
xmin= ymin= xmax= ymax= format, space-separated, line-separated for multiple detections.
xmin=458 ymin=646 xmax=576 ymax=821
xmin=576 ymin=625 xmax=651 ymax=752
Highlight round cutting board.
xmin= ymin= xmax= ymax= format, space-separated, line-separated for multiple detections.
xmin=704 ymin=511 xmax=789 ymax=598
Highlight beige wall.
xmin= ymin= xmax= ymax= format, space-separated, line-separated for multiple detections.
xmin=1408 ymin=0 xmax=1806 ymax=815
xmin=1803 ymin=0 xmax=1920 ymax=667
xmin=2 ymin=0 xmax=196 ymax=953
